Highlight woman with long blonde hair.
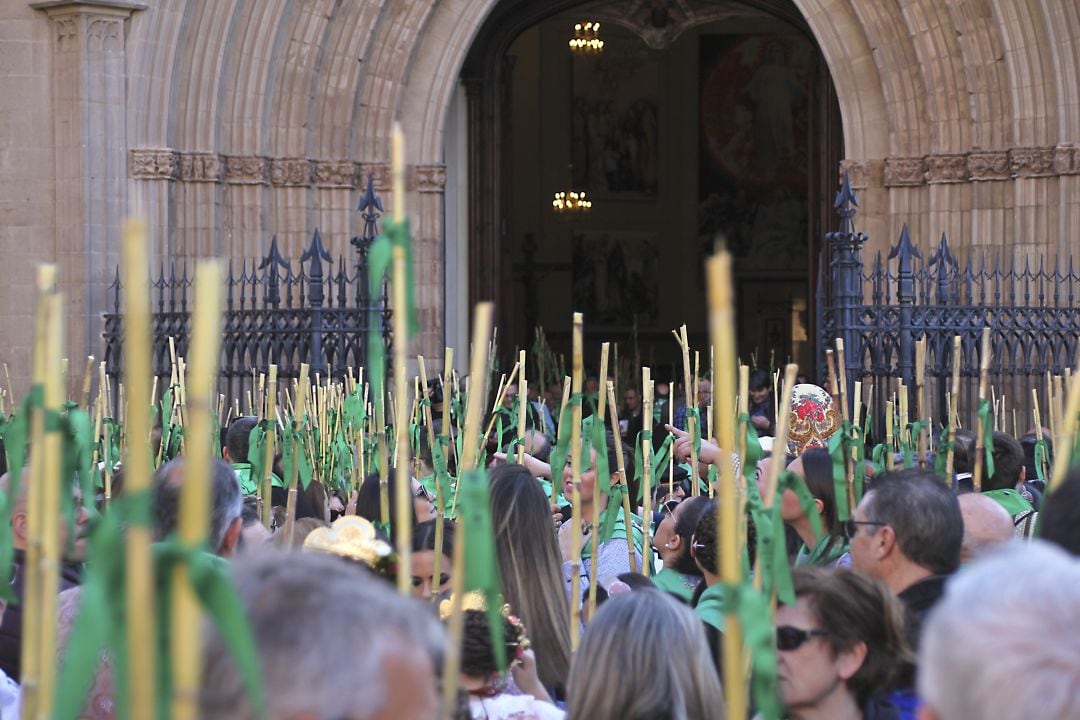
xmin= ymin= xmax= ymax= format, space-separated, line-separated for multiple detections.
xmin=489 ymin=463 xmax=573 ymax=699
xmin=567 ymin=589 xmax=725 ymax=720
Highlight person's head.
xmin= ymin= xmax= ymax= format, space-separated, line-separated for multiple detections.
xmin=952 ymin=429 xmax=977 ymax=478
xmin=237 ymin=496 xmax=272 ymax=551
xmin=459 ymin=608 xmax=520 ymax=683
xmin=152 ymin=457 xmax=243 ymax=557
xmin=690 ymin=500 xmax=719 ymax=580
xmin=489 ymin=462 xmax=571 ymax=694
xmin=356 ymin=471 xmax=437 ymax=543
xmin=981 ymin=431 xmax=1025 ymax=492
xmin=696 ymin=379 xmax=712 ymax=409
xmin=584 ymin=376 xmax=600 ymax=395
xmin=918 ymin=542 xmax=1080 ymax=720
xmin=848 ymin=469 xmax=962 ymax=592
xmin=957 ymin=492 xmax=1014 ymax=563
xmin=224 ymin=416 xmax=258 ymax=464
xmin=502 ymin=382 xmax=518 ymax=409
xmin=1019 ymin=430 xmax=1052 ymax=485
xmin=521 ymin=427 xmax=551 ymax=463
xmin=410 ymin=519 xmax=455 ymax=599
xmin=777 ymin=567 xmax=912 ymax=713
xmin=561 ymin=428 xmax=632 ymax=508
xmin=1040 ymin=467 xmax=1080 ymax=555
xmin=200 ymin=549 xmax=444 ymax=720
xmin=623 ymin=387 xmax=641 ymax=412
xmin=652 ymin=496 xmax=711 ymax=576
xmin=567 ymin=590 xmax=724 ymax=720
xmin=749 ymin=369 xmax=771 ymax=404
xmin=783 ymin=447 xmax=839 ymax=535
xmin=1 ymin=468 xmax=91 ymax=562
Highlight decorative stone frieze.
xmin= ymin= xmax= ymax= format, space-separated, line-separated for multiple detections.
xmin=967 ymin=151 xmax=1010 ymax=181
xmin=415 ymin=164 xmax=447 ymax=192
xmin=884 ymin=157 xmax=926 ymax=186
xmin=1009 ymin=147 xmax=1055 ymax=178
xmin=925 ymin=154 xmax=967 ymax=184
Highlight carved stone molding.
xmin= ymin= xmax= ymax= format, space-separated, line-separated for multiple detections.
xmin=222 ymin=155 xmax=268 ymax=185
xmin=967 ymin=151 xmax=1010 ymax=181
xmin=358 ymin=162 xmax=391 ymax=190
xmin=839 ymin=159 xmax=884 ymax=189
xmin=884 ymin=157 xmax=927 ymax=186
xmin=270 ymin=158 xmax=313 ymax=186
xmin=181 ymin=152 xmax=223 ymax=183
xmin=1052 ymin=145 xmax=1080 ymax=176
xmin=313 ymin=160 xmax=358 ymax=188
xmin=925 ymin=154 xmax=967 ymax=184
xmin=415 ymin=164 xmax=447 ymax=192
xmin=129 ymin=148 xmax=180 ymax=179
xmin=1009 ymin=147 xmax=1055 ymax=178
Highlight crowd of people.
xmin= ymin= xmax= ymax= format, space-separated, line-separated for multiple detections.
xmin=0 ymin=373 xmax=1077 ymax=720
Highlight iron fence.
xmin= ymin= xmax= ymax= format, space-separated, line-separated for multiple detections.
xmin=102 ymin=177 xmax=392 ymax=403
xmin=819 ymin=174 xmax=1080 ymax=438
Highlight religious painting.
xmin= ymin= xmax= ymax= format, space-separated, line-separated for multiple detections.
xmin=571 ymin=231 xmax=660 ymax=325
xmin=571 ymin=39 xmax=659 ymax=197
xmin=698 ymin=34 xmax=813 ymax=271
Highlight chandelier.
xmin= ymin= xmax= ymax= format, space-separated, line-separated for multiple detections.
xmin=569 ymin=22 xmax=604 ymax=53
xmin=552 ymin=191 xmax=593 ymax=212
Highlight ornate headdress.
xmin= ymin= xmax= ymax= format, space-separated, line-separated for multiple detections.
xmin=787 ymin=384 xmax=841 ymax=456
xmin=438 ymin=592 xmax=531 ymax=666
xmin=303 ymin=515 xmax=394 ymax=571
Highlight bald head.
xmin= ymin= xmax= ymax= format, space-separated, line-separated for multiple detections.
xmin=959 ymin=492 xmax=1014 ymax=564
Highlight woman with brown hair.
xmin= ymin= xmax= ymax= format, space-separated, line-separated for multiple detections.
xmin=775 ymin=566 xmax=912 ymax=720
xmin=489 ymin=463 xmax=573 ymax=700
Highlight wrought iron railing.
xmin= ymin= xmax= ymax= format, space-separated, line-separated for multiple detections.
xmin=102 ymin=177 xmax=392 ymax=402
xmin=819 ymin=175 xmax=1080 ymax=435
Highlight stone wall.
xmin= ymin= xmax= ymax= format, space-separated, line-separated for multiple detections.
xmin=0 ymin=0 xmax=1078 ymax=392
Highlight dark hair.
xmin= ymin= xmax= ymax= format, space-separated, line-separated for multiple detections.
xmin=152 ymin=457 xmax=242 ymax=552
xmin=225 ymin=416 xmax=259 ymax=464
xmin=461 ymin=609 xmax=518 ymax=678
xmin=356 ymin=471 xmax=415 ymax=544
xmin=798 ymin=447 xmax=840 ymax=536
xmin=669 ymin=496 xmax=712 ymax=576
xmin=1040 ymin=468 xmax=1080 ymax=556
xmin=593 ymin=572 xmax=656 ymax=606
xmin=691 ymin=501 xmax=719 ymax=575
xmin=749 ymin=369 xmax=771 ymax=392
xmin=982 ymin=431 xmax=1024 ymax=492
xmin=952 ymin=429 xmax=977 ymax=476
xmin=412 ymin=518 xmax=455 ymax=558
xmin=862 ymin=469 xmax=962 ymax=575
xmin=792 ymin=567 xmax=913 ymax=705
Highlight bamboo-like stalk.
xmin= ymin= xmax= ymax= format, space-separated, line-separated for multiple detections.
xmin=944 ymin=336 xmax=962 ymax=480
xmin=1052 ymin=375 xmax=1064 ymax=454
xmin=21 ymin=265 xmax=55 ymax=720
xmin=737 ymin=365 xmax=749 ymax=496
xmin=1032 ymin=388 xmax=1048 ymax=481
xmin=972 ymin=328 xmax=991 ymax=492
xmin=675 ymin=326 xmax=699 ymax=496
xmin=667 ymin=386 xmax=675 ymax=496
xmin=282 ymin=362 xmax=310 ymax=548
xmin=915 ymin=338 xmax=927 ymax=469
xmin=121 ymin=220 xmax=157 ymax=720
xmin=606 ymin=381 xmax=637 ymax=574
xmin=586 ymin=342 xmax=609 ymax=622
xmin=756 ymin=363 xmax=799 ymax=591
xmin=1049 ymin=349 xmax=1080 ymax=493
xmin=569 ymin=313 xmax=584 ymax=650
xmin=261 ymin=365 xmax=278 ymax=528
xmin=710 ymin=345 xmax=717 ymax=442
xmin=170 ymin=260 xmax=224 ymax=720
xmin=898 ymin=382 xmax=909 ymax=450
xmin=705 ymin=252 xmax=746 ymax=720
xmin=835 ymin=339 xmax=855 ymax=508
xmin=825 ymin=349 xmax=839 ymax=404
xmin=885 ymin=402 xmax=896 ymax=472
xmin=516 ymin=350 xmax=527 ymax=463
xmin=641 ymin=368 xmax=653 ymax=578
xmin=441 ymin=303 xmax=493 ymax=720
xmin=1047 ymin=372 xmax=1057 ymax=442
xmin=418 ymin=356 xmax=443 ymax=603
xmin=391 ymin=245 xmax=413 ymax=596
xmin=80 ymin=355 xmax=95 ymax=408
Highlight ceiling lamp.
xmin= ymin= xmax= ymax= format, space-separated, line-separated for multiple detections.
xmin=569 ymin=22 xmax=604 ymax=53
xmin=552 ymin=191 xmax=593 ymax=212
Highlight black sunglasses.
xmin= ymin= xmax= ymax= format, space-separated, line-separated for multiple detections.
xmin=776 ymin=625 xmax=830 ymax=651
xmin=842 ymin=519 xmax=887 ymax=541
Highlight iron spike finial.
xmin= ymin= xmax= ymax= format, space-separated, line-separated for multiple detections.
xmin=888 ymin=223 xmax=923 ymax=262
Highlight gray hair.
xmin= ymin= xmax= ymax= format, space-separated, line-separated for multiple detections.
xmin=152 ymin=457 xmax=243 ymax=552
xmin=919 ymin=541 xmax=1080 ymax=720
xmin=567 ymin=589 xmax=724 ymax=720
xmin=862 ymin=469 xmax=962 ymax=575
xmin=200 ymin=549 xmax=445 ymax=719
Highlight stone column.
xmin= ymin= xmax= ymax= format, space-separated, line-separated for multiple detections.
xmin=31 ymin=0 xmax=146 ymax=364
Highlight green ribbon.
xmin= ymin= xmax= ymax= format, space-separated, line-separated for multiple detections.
xmin=721 ymin=582 xmax=783 ymax=720
xmin=827 ymin=426 xmax=852 ymax=522
xmin=933 ymin=426 xmax=953 ymax=480
xmin=1034 ymin=436 xmax=1050 ymax=482
xmin=548 ymin=394 xmax=582 ymax=487
xmin=456 ymin=468 xmax=506 ymax=670
xmin=977 ymin=399 xmax=996 ymax=481
xmin=367 ymin=218 xmax=419 ymax=408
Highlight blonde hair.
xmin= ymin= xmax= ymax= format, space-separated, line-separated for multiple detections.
xmin=489 ymin=464 xmax=572 ymax=695
xmin=568 ymin=590 xmax=725 ymax=720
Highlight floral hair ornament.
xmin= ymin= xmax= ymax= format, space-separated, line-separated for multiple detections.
xmin=302 ymin=515 xmax=395 ymax=572
xmin=787 ymin=384 xmax=841 ymax=456
xmin=439 ymin=593 xmax=532 ymax=666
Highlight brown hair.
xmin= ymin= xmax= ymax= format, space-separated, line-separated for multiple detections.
xmin=791 ymin=566 xmax=913 ymax=704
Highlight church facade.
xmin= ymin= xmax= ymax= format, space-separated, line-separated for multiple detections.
xmin=1 ymin=0 xmax=1078 ymax=390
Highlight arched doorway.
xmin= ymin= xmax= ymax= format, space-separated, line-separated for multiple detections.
xmin=461 ymin=0 xmax=841 ymax=380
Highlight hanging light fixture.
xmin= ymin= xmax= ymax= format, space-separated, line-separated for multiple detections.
xmin=569 ymin=21 xmax=604 ymax=53
xmin=552 ymin=190 xmax=593 ymax=212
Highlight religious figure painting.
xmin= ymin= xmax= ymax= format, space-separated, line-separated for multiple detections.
xmin=571 ymin=41 xmax=659 ymax=197
xmin=698 ymin=34 xmax=813 ymax=271
xmin=571 ymin=231 xmax=660 ymax=325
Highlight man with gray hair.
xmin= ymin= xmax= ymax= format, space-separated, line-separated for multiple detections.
xmin=918 ymin=541 xmax=1080 ymax=720
xmin=151 ymin=457 xmax=244 ymax=556
xmin=200 ymin=549 xmax=445 ymax=719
